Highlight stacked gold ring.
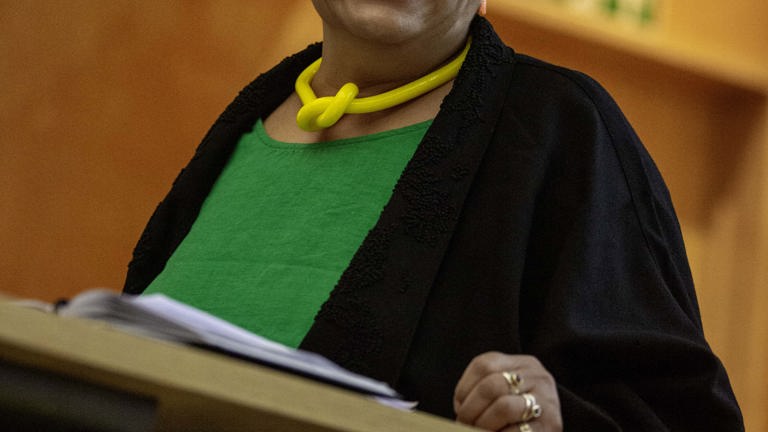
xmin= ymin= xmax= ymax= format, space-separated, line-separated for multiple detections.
xmin=502 ymin=371 xmax=523 ymax=395
xmin=502 ymin=371 xmax=543 ymax=428
xmin=521 ymin=392 xmax=543 ymax=422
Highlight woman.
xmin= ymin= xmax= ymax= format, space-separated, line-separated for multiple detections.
xmin=124 ymin=1 xmax=743 ymax=430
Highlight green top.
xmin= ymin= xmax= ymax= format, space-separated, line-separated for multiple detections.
xmin=144 ymin=119 xmax=431 ymax=347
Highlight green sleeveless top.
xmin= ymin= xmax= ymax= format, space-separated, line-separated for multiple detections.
xmin=144 ymin=119 xmax=431 ymax=347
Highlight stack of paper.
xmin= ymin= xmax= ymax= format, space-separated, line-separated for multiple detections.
xmin=56 ymin=290 xmax=400 ymax=400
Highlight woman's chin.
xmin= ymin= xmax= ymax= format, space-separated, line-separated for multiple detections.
xmin=316 ymin=0 xmax=437 ymax=45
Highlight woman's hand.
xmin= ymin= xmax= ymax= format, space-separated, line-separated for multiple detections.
xmin=453 ymin=352 xmax=562 ymax=432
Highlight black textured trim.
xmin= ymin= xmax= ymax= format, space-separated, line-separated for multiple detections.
xmin=298 ymin=17 xmax=516 ymax=385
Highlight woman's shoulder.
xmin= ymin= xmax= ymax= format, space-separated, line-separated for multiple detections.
xmin=499 ymin=49 xmax=648 ymax=170
xmin=512 ymin=54 xmax=603 ymax=90
xmin=505 ymin=51 xmax=624 ymax=125
xmin=498 ymin=50 xmax=668 ymax=220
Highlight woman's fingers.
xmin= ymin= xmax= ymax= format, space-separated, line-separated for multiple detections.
xmin=456 ymin=366 xmax=531 ymax=424
xmin=472 ymin=393 xmax=528 ymax=431
xmin=454 ymin=352 xmax=539 ymax=408
xmin=454 ymin=352 xmax=562 ymax=431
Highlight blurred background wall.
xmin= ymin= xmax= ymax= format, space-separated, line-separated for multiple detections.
xmin=1 ymin=1 xmax=766 ymax=429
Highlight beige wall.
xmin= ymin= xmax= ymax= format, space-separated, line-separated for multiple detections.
xmin=0 ymin=1 xmax=321 ymax=298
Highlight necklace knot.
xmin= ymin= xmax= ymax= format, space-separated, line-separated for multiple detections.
xmin=297 ymin=82 xmax=359 ymax=131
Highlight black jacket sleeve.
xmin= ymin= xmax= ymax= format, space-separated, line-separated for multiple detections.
xmin=512 ymin=58 xmax=743 ymax=430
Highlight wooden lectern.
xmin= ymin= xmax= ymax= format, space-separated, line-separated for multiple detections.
xmin=0 ymin=301 xmax=474 ymax=431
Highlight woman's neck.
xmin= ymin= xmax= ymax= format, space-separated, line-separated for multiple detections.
xmin=311 ymin=24 xmax=469 ymax=98
xmin=263 ymin=16 xmax=473 ymax=144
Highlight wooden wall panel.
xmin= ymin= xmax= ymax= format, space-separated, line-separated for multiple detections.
xmin=661 ymin=0 xmax=768 ymax=63
xmin=0 ymin=1 xmax=321 ymax=299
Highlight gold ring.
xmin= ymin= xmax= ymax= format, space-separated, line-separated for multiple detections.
xmin=521 ymin=392 xmax=543 ymax=422
xmin=502 ymin=371 xmax=523 ymax=395
xmin=519 ymin=422 xmax=533 ymax=432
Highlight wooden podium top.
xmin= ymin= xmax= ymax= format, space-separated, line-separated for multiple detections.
xmin=0 ymin=300 xmax=474 ymax=431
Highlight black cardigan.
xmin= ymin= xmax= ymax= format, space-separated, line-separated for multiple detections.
xmin=124 ymin=17 xmax=743 ymax=430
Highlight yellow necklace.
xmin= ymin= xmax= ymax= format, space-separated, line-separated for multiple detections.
xmin=295 ymin=39 xmax=471 ymax=132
